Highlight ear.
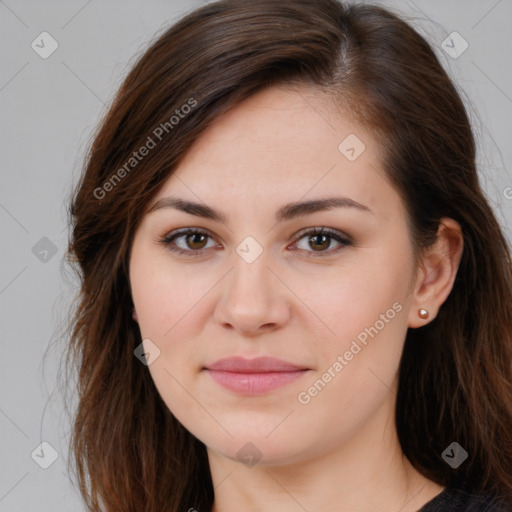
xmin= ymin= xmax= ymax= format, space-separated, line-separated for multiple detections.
xmin=408 ymin=218 xmax=464 ymax=328
xmin=132 ymin=306 xmax=138 ymax=323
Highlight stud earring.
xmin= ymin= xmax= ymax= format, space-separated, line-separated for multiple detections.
xmin=418 ymin=308 xmax=429 ymax=319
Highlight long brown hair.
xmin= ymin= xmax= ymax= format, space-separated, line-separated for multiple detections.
xmin=62 ymin=0 xmax=512 ymax=510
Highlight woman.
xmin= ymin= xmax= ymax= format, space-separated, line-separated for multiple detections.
xmin=64 ymin=0 xmax=512 ymax=510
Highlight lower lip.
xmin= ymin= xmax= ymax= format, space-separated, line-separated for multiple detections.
xmin=205 ymin=369 xmax=308 ymax=395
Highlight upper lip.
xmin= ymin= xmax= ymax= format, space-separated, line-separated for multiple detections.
xmin=205 ymin=356 xmax=309 ymax=373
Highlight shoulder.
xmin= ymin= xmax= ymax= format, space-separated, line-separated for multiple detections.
xmin=419 ymin=481 xmax=511 ymax=512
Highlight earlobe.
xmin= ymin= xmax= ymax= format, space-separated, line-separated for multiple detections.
xmin=132 ymin=307 xmax=138 ymax=322
xmin=408 ymin=218 xmax=464 ymax=328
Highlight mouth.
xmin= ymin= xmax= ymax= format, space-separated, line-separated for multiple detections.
xmin=203 ymin=356 xmax=310 ymax=395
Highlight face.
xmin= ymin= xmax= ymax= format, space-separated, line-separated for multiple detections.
xmin=129 ymin=85 xmax=419 ymax=466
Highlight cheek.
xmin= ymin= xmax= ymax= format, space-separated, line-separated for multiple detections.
xmin=289 ymin=251 xmax=412 ymax=402
xmin=293 ymin=252 xmax=410 ymax=342
xmin=308 ymin=282 xmax=407 ymax=385
xmin=130 ymin=244 xmax=196 ymax=330
xmin=130 ymin=251 xmax=208 ymax=419
xmin=291 ymin=269 xmax=408 ymax=436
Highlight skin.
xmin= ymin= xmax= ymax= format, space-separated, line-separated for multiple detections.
xmin=129 ymin=85 xmax=463 ymax=512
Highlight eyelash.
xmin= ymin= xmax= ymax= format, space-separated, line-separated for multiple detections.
xmin=158 ymin=227 xmax=352 ymax=258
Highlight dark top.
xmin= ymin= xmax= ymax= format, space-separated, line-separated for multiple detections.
xmin=418 ymin=480 xmax=510 ymax=511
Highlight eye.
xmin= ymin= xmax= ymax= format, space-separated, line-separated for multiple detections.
xmin=159 ymin=228 xmax=220 ymax=257
xmin=291 ymin=227 xmax=351 ymax=257
xmin=158 ymin=226 xmax=351 ymax=258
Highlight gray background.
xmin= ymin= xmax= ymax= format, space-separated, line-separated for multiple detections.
xmin=0 ymin=1 xmax=511 ymax=510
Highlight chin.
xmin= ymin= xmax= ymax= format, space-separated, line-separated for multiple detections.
xmin=201 ymin=426 xmax=313 ymax=468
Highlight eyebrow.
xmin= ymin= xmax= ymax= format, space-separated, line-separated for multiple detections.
xmin=147 ymin=195 xmax=373 ymax=223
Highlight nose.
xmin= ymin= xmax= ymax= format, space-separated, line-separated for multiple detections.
xmin=214 ymin=251 xmax=291 ymax=336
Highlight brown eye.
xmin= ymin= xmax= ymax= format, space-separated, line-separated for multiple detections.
xmin=308 ymin=233 xmax=331 ymax=251
xmin=161 ymin=228 xmax=218 ymax=256
xmin=293 ymin=227 xmax=351 ymax=257
xmin=185 ymin=232 xmax=208 ymax=250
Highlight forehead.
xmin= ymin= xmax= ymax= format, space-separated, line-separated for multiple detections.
xmin=153 ymin=85 xmax=397 ymax=220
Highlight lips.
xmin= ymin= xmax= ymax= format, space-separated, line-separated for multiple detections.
xmin=203 ymin=356 xmax=310 ymax=395
xmin=205 ymin=356 xmax=308 ymax=373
